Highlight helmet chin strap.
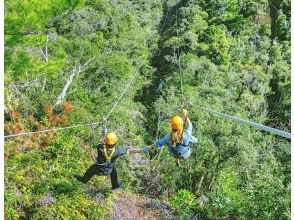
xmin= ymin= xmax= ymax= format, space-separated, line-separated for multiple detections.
xmin=106 ymin=144 xmax=115 ymax=148
xmin=172 ymin=128 xmax=182 ymax=133
xmin=106 ymin=142 xmax=117 ymax=148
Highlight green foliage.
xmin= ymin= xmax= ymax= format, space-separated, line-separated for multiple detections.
xmin=139 ymin=0 xmax=290 ymax=219
xmin=5 ymin=0 xmax=74 ymax=34
xmin=4 ymin=0 xmax=290 ymax=219
xmin=171 ymin=189 xmax=198 ymax=220
xmin=205 ymin=169 xmax=243 ymax=218
xmin=5 ymin=0 xmax=163 ymax=218
xmin=271 ymin=0 xmax=291 ymax=41
xmin=4 ymin=133 xmax=115 ymax=219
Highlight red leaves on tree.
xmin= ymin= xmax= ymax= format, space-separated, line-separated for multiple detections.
xmin=28 ymin=115 xmax=35 ymax=123
xmin=5 ymin=103 xmax=73 ymax=158
xmin=44 ymin=105 xmax=53 ymax=116
xmin=8 ymin=110 xmax=21 ymax=121
xmin=62 ymin=102 xmax=73 ymax=113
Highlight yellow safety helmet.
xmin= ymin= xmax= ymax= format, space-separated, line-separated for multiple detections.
xmin=105 ymin=132 xmax=118 ymax=146
xmin=171 ymin=116 xmax=183 ymax=131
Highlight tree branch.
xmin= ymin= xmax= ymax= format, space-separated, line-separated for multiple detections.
xmin=196 ymin=174 xmax=205 ymax=195
xmin=40 ymin=35 xmax=49 ymax=63
xmin=54 ymin=57 xmax=95 ymax=106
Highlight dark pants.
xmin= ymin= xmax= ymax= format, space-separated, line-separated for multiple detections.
xmin=80 ymin=164 xmax=120 ymax=189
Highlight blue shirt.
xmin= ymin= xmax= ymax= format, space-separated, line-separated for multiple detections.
xmin=154 ymin=123 xmax=198 ymax=156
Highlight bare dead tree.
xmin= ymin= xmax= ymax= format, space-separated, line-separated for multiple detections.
xmin=8 ymin=78 xmax=41 ymax=91
xmin=41 ymin=76 xmax=47 ymax=92
xmin=196 ymin=174 xmax=205 ymax=195
xmin=40 ymin=35 xmax=49 ymax=63
xmin=54 ymin=57 xmax=95 ymax=106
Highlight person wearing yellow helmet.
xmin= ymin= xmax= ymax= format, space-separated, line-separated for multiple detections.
xmin=75 ymin=126 xmax=144 ymax=189
xmin=146 ymin=109 xmax=198 ymax=165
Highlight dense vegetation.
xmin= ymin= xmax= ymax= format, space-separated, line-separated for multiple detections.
xmin=4 ymin=0 xmax=290 ymax=219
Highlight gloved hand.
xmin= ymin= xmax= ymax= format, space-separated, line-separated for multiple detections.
xmin=148 ymin=144 xmax=157 ymax=160
xmin=142 ymin=144 xmax=149 ymax=153
xmin=101 ymin=127 xmax=107 ymax=137
xmin=182 ymin=109 xmax=188 ymax=118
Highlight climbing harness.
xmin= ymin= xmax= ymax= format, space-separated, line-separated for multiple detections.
xmin=103 ymin=145 xmax=116 ymax=162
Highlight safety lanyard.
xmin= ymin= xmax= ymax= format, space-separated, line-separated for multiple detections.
xmin=103 ymin=145 xmax=115 ymax=162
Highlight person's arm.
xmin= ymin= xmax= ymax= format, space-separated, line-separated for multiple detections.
xmin=154 ymin=134 xmax=170 ymax=148
xmin=184 ymin=118 xmax=193 ymax=136
xmin=99 ymin=118 xmax=107 ymax=142
xmin=114 ymin=145 xmax=152 ymax=156
xmin=182 ymin=109 xmax=192 ymax=135
xmin=126 ymin=145 xmax=152 ymax=154
xmin=185 ymin=116 xmax=191 ymax=125
xmin=137 ymin=134 xmax=169 ymax=154
xmin=100 ymin=127 xmax=107 ymax=142
xmin=116 ymin=147 xmax=128 ymax=157
xmin=127 ymin=148 xmax=144 ymax=154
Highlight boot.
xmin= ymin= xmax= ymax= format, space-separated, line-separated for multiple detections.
xmin=112 ymin=181 xmax=122 ymax=190
xmin=74 ymin=174 xmax=85 ymax=183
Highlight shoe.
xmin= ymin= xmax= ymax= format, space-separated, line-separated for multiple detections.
xmin=112 ymin=181 xmax=122 ymax=190
xmin=175 ymin=159 xmax=180 ymax=166
xmin=74 ymin=174 xmax=84 ymax=183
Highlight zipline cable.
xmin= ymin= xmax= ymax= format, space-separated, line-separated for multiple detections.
xmin=4 ymin=122 xmax=103 ymax=139
xmin=105 ymin=72 xmax=138 ymax=119
xmin=172 ymin=3 xmax=290 ymax=140
xmin=151 ymin=3 xmax=185 ymax=173
xmin=195 ymin=106 xmax=291 ymax=139
xmin=150 ymin=2 xmax=173 ymax=171
xmin=175 ymin=4 xmax=184 ymax=99
xmin=159 ymin=1 xmax=170 ymax=33
xmin=4 ymin=71 xmax=139 ymax=139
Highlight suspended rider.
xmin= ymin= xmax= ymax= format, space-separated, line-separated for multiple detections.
xmin=75 ymin=127 xmax=146 ymax=189
xmin=144 ymin=109 xmax=198 ymax=165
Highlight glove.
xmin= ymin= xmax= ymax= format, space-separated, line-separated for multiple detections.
xmin=142 ymin=145 xmax=149 ymax=153
xmin=182 ymin=109 xmax=188 ymax=118
xmin=101 ymin=127 xmax=107 ymax=137
xmin=149 ymin=144 xmax=156 ymax=153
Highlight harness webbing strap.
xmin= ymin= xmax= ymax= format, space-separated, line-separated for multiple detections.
xmin=103 ymin=145 xmax=115 ymax=162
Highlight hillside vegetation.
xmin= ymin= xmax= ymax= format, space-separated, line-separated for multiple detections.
xmin=4 ymin=0 xmax=290 ymax=219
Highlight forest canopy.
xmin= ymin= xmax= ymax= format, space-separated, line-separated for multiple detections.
xmin=4 ymin=0 xmax=290 ymax=219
